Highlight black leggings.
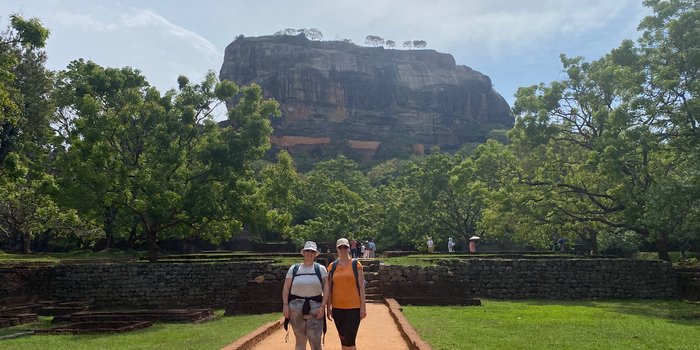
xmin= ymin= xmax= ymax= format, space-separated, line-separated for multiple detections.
xmin=332 ymin=308 xmax=361 ymax=346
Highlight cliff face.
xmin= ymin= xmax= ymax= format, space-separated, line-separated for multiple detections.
xmin=219 ymin=35 xmax=513 ymax=159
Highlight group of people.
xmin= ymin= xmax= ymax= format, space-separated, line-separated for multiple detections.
xmin=427 ymin=236 xmax=479 ymax=253
xmin=348 ymin=238 xmax=375 ymax=258
xmin=283 ymin=238 xmax=367 ymax=350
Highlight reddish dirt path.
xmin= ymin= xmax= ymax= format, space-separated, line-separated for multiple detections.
xmin=248 ymin=302 xmax=410 ymax=350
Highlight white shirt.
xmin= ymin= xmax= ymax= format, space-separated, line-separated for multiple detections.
xmin=286 ymin=263 xmax=328 ymax=297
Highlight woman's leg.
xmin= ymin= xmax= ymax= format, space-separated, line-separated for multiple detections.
xmin=288 ymin=300 xmax=309 ymax=350
xmin=306 ymin=301 xmax=324 ymax=350
xmin=332 ymin=308 xmax=361 ymax=349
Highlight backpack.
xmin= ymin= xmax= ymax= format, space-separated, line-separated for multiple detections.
xmin=290 ymin=262 xmax=324 ymax=292
xmin=328 ymin=258 xmax=362 ymax=296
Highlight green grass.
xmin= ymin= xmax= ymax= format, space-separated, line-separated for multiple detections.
xmin=378 ymin=253 xmax=588 ymax=267
xmin=379 ymin=254 xmax=443 ymax=267
xmin=0 ymin=250 xmax=143 ymax=265
xmin=402 ymin=300 xmax=700 ymax=350
xmin=0 ymin=311 xmax=279 ymax=350
xmin=634 ymin=251 xmax=698 ymax=266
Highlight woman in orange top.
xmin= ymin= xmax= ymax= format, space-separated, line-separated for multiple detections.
xmin=326 ymin=238 xmax=366 ymax=349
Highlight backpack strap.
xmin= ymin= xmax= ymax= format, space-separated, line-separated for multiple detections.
xmin=351 ymin=259 xmax=360 ymax=296
xmin=289 ymin=263 xmax=301 ymax=297
xmin=313 ymin=262 xmax=323 ymax=286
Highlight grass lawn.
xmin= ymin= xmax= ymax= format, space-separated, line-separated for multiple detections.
xmin=402 ymin=300 xmax=700 ymax=350
xmin=0 ymin=311 xmax=279 ymax=350
xmin=0 ymin=250 xmax=144 ymax=265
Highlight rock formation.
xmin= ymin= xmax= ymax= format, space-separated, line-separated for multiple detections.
xmin=219 ymin=34 xmax=513 ymax=161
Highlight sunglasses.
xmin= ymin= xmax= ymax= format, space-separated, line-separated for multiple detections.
xmin=337 ymin=246 xmax=349 ymax=249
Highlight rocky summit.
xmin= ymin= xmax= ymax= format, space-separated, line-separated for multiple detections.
xmin=219 ymin=34 xmax=513 ymax=161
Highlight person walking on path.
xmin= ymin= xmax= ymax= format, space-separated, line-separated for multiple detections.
xmin=427 ymin=237 xmax=434 ymax=253
xmin=350 ymin=239 xmax=358 ymax=258
xmin=282 ymin=241 xmax=330 ymax=350
xmin=327 ymin=238 xmax=367 ymax=350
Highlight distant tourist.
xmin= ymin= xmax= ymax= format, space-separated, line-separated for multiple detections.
xmin=360 ymin=241 xmax=366 ymax=258
xmin=327 ymin=238 xmax=366 ymax=349
xmin=282 ymin=241 xmax=329 ymax=350
xmin=557 ymin=237 xmax=568 ymax=252
xmin=448 ymin=237 xmax=455 ymax=253
xmin=427 ymin=237 xmax=435 ymax=253
xmin=350 ymin=239 xmax=359 ymax=258
xmin=366 ymin=239 xmax=376 ymax=258
xmin=469 ymin=236 xmax=480 ymax=253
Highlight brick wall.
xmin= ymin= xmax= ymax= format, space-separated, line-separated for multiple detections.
xmin=0 ymin=265 xmax=54 ymax=304
xmin=380 ymin=258 xmax=677 ymax=300
xmin=0 ymin=258 xmax=680 ymax=309
xmin=50 ymin=262 xmax=273 ymax=308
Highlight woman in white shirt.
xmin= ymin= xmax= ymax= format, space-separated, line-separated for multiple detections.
xmin=282 ymin=241 xmax=330 ymax=350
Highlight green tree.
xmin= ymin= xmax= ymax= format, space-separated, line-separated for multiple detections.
xmin=0 ymin=14 xmax=51 ymax=169
xmin=54 ymin=61 xmax=279 ymax=261
xmin=291 ymin=156 xmax=378 ymax=245
xmin=382 ymin=153 xmax=480 ymax=250
xmin=507 ymin=0 xmax=700 ymax=261
xmin=0 ymin=174 xmax=84 ymax=253
xmin=248 ymin=150 xmax=300 ymax=240
xmin=0 ymin=15 xmax=80 ymax=253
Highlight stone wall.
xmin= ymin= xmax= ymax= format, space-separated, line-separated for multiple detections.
xmin=0 ymin=258 xmax=680 ymax=309
xmin=0 ymin=265 xmax=54 ymax=304
xmin=50 ymin=262 xmax=273 ymax=308
xmin=380 ymin=258 xmax=677 ymax=300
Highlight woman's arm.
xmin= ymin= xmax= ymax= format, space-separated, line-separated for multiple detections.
xmin=359 ymin=266 xmax=367 ymax=319
xmin=282 ymin=277 xmax=292 ymax=318
xmin=317 ymin=276 xmax=330 ymax=319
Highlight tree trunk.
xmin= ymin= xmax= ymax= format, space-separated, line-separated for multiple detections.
xmin=103 ymin=205 xmax=118 ymax=250
xmin=22 ymin=233 xmax=31 ymax=253
xmin=147 ymin=229 xmax=158 ymax=263
xmin=127 ymin=216 xmax=139 ymax=249
xmin=655 ymin=232 xmax=671 ymax=262
xmin=588 ymin=231 xmax=598 ymax=255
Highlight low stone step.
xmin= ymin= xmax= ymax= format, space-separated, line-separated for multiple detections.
xmin=365 ymin=294 xmax=383 ymax=301
xmin=365 ymin=287 xmax=381 ymax=294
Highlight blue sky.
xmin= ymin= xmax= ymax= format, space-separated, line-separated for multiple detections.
xmin=2 ymin=1 xmax=650 ymax=120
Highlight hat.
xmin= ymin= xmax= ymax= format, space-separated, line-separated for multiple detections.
xmin=336 ymin=238 xmax=350 ymax=247
xmin=300 ymin=241 xmax=318 ymax=253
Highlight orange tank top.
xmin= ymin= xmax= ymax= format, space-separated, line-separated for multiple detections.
xmin=329 ymin=260 xmax=362 ymax=309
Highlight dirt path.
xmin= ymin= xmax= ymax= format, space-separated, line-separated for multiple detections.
xmin=248 ymin=302 xmax=410 ymax=350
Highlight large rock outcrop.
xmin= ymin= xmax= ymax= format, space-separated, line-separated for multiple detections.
xmin=219 ymin=35 xmax=513 ymax=160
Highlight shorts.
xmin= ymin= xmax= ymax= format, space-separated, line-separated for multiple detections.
xmin=332 ymin=308 xmax=361 ymax=346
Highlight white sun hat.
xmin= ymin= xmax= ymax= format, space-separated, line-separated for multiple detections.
xmin=300 ymin=241 xmax=318 ymax=253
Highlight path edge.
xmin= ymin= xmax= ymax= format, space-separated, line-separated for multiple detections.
xmin=384 ymin=298 xmax=433 ymax=350
xmin=220 ymin=317 xmax=284 ymax=350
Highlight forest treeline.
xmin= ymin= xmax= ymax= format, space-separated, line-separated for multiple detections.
xmin=0 ymin=0 xmax=698 ymax=262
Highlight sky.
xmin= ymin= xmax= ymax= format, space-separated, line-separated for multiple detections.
xmin=1 ymin=1 xmax=651 ymax=120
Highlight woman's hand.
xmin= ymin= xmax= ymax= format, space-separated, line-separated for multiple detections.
xmin=315 ymin=305 xmax=325 ymax=319
xmin=326 ymin=305 xmax=333 ymax=321
xmin=283 ymin=304 xmax=289 ymax=318
xmin=360 ymin=306 xmax=367 ymax=320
